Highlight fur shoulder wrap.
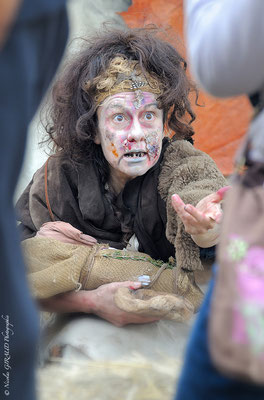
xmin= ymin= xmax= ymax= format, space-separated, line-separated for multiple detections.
xmin=158 ymin=139 xmax=227 ymax=274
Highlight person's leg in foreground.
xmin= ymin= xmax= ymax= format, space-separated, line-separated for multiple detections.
xmin=175 ymin=267 xmax=264 ymax=400
xmin=0 ymin=2 xmax=68 ymax=399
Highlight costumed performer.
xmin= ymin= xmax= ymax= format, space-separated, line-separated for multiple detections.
xmin=16 ymin=28 xmax=227 ymax=330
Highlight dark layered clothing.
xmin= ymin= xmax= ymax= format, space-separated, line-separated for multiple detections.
xmin=16 ymin=139 xmax=226 ymax=272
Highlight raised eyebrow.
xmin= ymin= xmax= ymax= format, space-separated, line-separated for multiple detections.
xmin=107 ymin=103 xmax=127 ymax=112
xmin=142 ymin=102 xmax=159 ymax=110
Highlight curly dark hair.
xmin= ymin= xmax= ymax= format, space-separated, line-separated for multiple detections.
xmin=45 ymin=27 xmax=198 ymax=177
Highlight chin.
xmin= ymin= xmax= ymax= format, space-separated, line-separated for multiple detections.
xmin=127 ymin=167 xmax=153 ymax=179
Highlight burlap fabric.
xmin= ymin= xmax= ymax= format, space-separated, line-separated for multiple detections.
xmin=22 ymin=237 xmax=201 ymax=320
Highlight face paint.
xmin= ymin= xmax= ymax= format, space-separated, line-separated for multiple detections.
xmin=133 ymin=90 xmax=144 ymax=109
xmin=96 ymin=91 xmax=164 ymax=190
xmin=111 ymin=143 xmax=118 ymax=158
xmin=145 ymin=131 xmax=160 ymax=159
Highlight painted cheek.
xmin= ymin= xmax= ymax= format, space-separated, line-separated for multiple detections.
xmin=110 ymin=143 xmax=119 ymax=158
xmin=145 ymin=132 xmax=161 ymax=160
xmin=105 ymin=127 xmax=115 ymax=142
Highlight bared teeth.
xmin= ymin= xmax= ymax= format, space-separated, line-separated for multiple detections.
xmin=125 ymin=152 xmax=146 ymax=158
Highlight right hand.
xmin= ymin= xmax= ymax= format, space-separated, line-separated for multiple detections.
xmin=86 ymin=281 xmax=161 ymax=327
xmin=39 ymin=281 xmax=160 ymax=327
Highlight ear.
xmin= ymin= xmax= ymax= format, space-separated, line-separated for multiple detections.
xmin=94 ymin=131 xmax=101 ymax=145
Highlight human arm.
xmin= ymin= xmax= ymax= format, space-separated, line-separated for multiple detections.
xmin=184 ymin=0 xmax=264 ymax=97
xmin=38 ymin=281 xmax=160 ymax=327
xmin=23 ymin=236 xmax=164 ymax=325
xmin=158 ymin=140 xmax=227 ymax=272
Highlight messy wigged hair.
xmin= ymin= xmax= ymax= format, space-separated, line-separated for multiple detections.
xmin=45 ymin=27 xmax=198 ymax=169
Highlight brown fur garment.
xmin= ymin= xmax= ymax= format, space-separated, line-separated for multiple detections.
xmin=158 ymin=139 xmax=227 ymax=276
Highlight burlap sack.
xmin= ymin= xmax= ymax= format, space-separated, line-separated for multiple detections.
xmin=22 ymin=237 xmax=201 ymax=320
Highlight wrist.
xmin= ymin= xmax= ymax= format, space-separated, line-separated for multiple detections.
xmin=37 ymin=290 xmax=97 ymax=314
xmin=76 ymin=290 xmax=97 ymax=313
xmin=191 ymin=224 xmax=220 ymax=248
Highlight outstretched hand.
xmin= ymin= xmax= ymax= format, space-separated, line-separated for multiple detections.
xmin=171 ymin=186 xmax=230 ymax=247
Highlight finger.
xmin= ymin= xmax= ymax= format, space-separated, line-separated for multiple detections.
xmin=181 ymin=210 xmax=201 ymax=228
xmin=205 ymin=203 xmax=222 ymax=223
xmin=213 ymin=186 xmax=231 ymax=203
xmin=171 ymin=194 xmax=187 ymax=217
xmin=172 ymin=194 xmax=215 ymax=233
xmin=113 ymin=281 xmax=142 ymax=290
xmin=173 ymin=202 xmax=199 ymax=227
xmin=214 ymin=213 xmax=222 ymax=224
xmin=79 ymin=233 xmax=97 ymax=244
xmin=171 ymin=194 xmax=186 ymax=213
xmin=184 ymin=204 xmax=215 ymax=229
xmin=178 ymin=211 xmax=210 ymax=235
xmin=172 ymin=195 xmax=205 ymax=231
xmin=171 ymin=193 xmax=185 ymax=206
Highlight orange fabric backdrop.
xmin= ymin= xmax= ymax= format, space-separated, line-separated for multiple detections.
xmin=121 ymin=0 xmax=251 ymax=175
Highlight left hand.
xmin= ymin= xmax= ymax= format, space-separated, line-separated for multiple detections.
xmin=171 ymin=186 xmax=230 ymax=246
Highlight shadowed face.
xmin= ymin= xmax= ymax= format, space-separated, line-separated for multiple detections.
xmin=95 ymin=91 xmax=164 ymax=187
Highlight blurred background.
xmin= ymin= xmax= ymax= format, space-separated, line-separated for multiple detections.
xmin=16 ymin=0 xmax=251 ymax=198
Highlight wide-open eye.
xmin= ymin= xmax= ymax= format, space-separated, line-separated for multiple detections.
xmin=144 ymin=112 xmax=155 ymax=121
xmin=113 ymin=114 xmax=125 ymax=123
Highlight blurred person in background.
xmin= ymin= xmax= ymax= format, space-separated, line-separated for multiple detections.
xmin=0 ymin=0 xmax=68 ymax=398
xmin=175 ymin=1 xmax=264 ymax=399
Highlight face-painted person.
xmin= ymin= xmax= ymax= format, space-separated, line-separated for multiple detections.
xmin=16 ymin=28 xmax=227 ymax=326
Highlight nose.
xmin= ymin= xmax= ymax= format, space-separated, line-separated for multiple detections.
xmin=127 ymin=119 xmax=145 ymax=142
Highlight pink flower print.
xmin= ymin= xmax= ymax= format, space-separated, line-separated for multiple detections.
xmin=232 ymin=246 xmax=264 ymax=351
xmin=237 ymin=247 xmax=264 ymax=305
